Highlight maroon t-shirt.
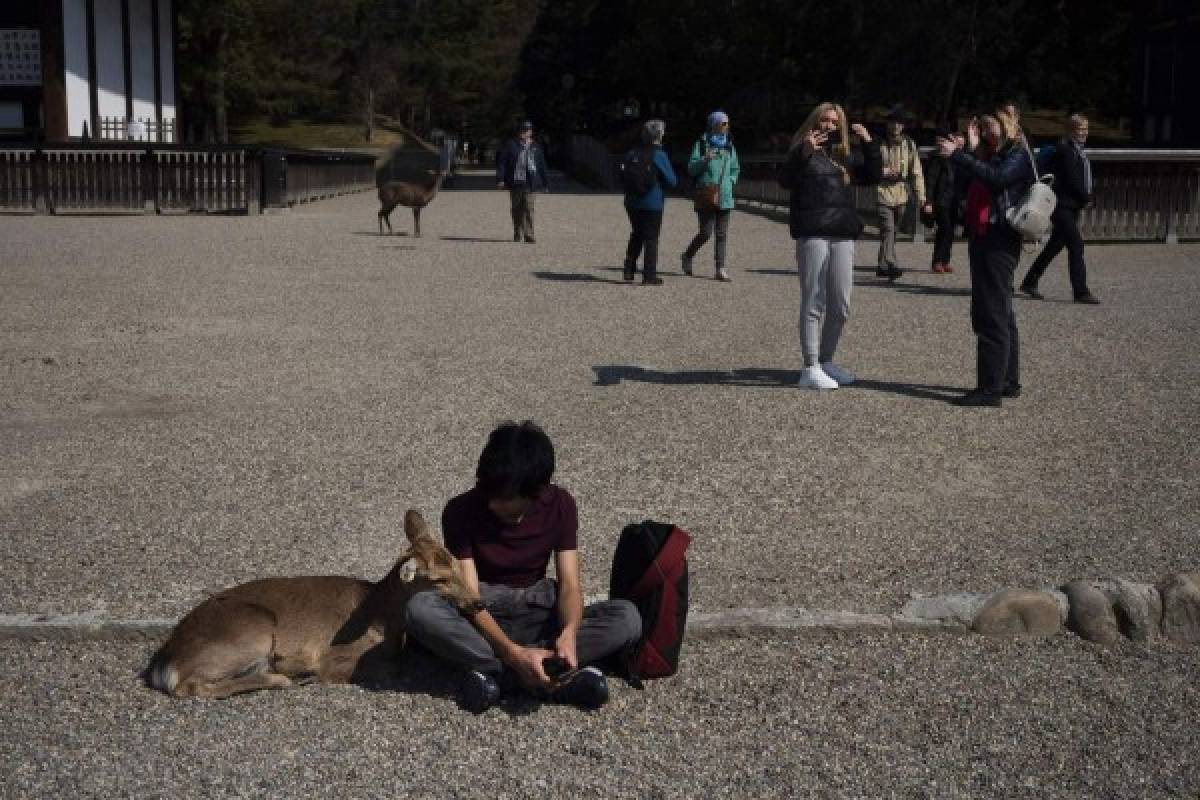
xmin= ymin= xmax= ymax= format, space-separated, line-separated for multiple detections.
xmin=441 ymin=485 xmax=578 ymax=588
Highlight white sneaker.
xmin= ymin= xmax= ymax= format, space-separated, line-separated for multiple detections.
xmin=820 ymin=362 xmax=855 ymax=386
xmin=797 ymin=365 xmax=839 ymax=390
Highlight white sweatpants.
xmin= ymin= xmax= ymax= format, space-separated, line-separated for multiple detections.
xmin=796 ymin=237 xmax=855 ymax=367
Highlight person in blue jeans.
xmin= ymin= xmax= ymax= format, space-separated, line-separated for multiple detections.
xmin=623 ymin=119 xmax=678 ymax=285
xmin=405 ymin=421 xmax=642 ymax=713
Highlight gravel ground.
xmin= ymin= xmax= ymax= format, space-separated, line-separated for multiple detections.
xmin=2 ymin=184 xmax=1196 ymax=618
xmin=1 ymin=632 xmax=1197 ymax=798
xmin=1 ymin=181 xmax=1198 ymax=795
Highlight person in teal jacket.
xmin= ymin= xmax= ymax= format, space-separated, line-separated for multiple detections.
xmin=681 ymin=110 xmax=741 ymax=282
xmin=623 ymin=119 xmax=678 ymax=285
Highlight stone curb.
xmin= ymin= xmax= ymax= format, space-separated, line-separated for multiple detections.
xmin=3 ymin=570 xmax=1196 ymax=645
xmin=0 ymin=608 xmax=967 ymax=642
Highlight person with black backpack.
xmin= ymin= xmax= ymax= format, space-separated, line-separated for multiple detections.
xmin=621 ymin=119 xmax=678 ymax=285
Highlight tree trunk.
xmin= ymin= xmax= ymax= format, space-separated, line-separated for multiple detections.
xmin=939 ymin=0 xmax=978 ymax=127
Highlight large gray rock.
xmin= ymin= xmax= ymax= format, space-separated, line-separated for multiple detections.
xmin=1159 ymin=572 xmax=1200 ymax=643
xmin=899 ymin=592 xmax=988 ymax=629
xmin=972 ymin=589 xmax=1065 ymax=636
xmin=1063 ymin=579 xmax=1162 ymax=644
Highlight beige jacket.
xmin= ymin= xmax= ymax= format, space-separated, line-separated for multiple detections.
xmin=876 ymin=135 xmax=926 ymax=208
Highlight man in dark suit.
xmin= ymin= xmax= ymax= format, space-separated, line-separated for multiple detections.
xmin=1019 ymin=114 xmax=1100 ymax=304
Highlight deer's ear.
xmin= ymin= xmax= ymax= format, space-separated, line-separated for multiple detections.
xmin=403 ymin=509 xmax=429 ymax=543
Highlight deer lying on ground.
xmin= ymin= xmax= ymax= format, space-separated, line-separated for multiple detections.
xmin=146 ymin=509 xmax=479 ymax=698
xmin=378 ymin=170 xmax=446 ymax=237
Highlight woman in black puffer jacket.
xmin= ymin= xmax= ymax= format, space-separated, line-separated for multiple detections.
xmin=779 ymin=102 xmax=882 ymax=391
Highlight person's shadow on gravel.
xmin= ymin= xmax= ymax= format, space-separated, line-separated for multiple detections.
xmin=354 ymin=643 xmax=543 ymax=717
xmin=851 ymin=379 xmax=963 ymax=402
xmin=593 ymin=365 xmax=796 ymax=387
xmin=534 ymin=270 xmax=628 ymax=285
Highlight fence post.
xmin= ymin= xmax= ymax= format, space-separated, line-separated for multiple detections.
xmin=143 ymin=147 xmax=156 ymax=213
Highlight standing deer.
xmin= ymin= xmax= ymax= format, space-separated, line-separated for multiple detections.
xmin=377 ymin=170 xmax=446 ymax=237
xmin=146 ymin=509 xmax=480 ymax=698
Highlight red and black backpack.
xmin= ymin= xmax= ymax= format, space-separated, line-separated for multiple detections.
xmin=609 ymin=520 xmax=691 ymax=685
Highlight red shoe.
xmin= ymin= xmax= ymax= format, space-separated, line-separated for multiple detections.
xmin=942 ymin=263 xmax=954 ymax=273
xmin=931 ymin=263 xmax=945 ymax=274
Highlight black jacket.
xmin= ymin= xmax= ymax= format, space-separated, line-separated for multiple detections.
xmin=780 ymin=140 xmax=882 ymax=239
xmin=1047 ymin=138 xmax=1091 ymax=210
xmin=496 ymin=137 xmax=550 ymax=191
xmin=950 ymin=143 xmax=1034 ymax=227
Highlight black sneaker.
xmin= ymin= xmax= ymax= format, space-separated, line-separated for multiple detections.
xmin=1074 ymin=293 xmax=1100 ymax=305
xmin=623 ymin=264 xmax=636 ymax=282
xmin=459 ymin=670 xmax=501 ymax=714
xmin=548 ymin=666 xmax=609 ymax=710
xmin=952 ymin=389 xmax=1002 ymax=408
xmin=1002 ymin=383 xmax=1022 ymax=399
xmin=1019 ymin=284 xmax=1044 ymax=300
xmin=642 ymin=276 xmax=663 ymax=286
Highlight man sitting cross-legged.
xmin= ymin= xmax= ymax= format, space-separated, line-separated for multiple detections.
xmin=405 ymin=420 xmax=642 ymax=713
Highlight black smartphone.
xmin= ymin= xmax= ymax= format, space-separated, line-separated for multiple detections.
xmin=824 ymin=130 xmax=842 ymax=147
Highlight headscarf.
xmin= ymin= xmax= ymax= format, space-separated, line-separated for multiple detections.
xmin=706 ymin=110 xmax=730 ymax=148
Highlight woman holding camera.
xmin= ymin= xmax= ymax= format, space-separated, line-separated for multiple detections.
xmin=681 ymin=111 xmax=741 ymax=282
xmin=779 ymin=102 xmax=882 ymax=390
xmin=936 ymin=110 xmax=1033 ymax=407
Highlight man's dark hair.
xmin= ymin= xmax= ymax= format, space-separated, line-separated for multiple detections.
xmin=475 ymin=420 xmax=555 ymax=499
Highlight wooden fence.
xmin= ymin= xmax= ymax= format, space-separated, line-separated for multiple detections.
xmin=734 ymin=149 xmax=1200 ymax=243
xmin=0 ymin=143 xmax=376 ymax=214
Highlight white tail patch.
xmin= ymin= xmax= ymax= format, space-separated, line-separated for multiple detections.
xmin=149 ymin=661 xmax=179 ymax=693
xmin=399 ymin=559 xmax=418 ymax=583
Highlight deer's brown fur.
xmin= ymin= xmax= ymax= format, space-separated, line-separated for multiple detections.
xmin=378 ymin=170 xmax=445 ymax=237
xmin=146 ymin=509 xmax=477 ymax=699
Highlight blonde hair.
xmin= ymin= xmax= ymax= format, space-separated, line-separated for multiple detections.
xmin=791 ymin=102 xmax=852 ymax=182
xmin=993 ymin=109 xmax=1022 ymax=148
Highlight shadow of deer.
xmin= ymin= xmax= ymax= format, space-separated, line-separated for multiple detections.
xmin=145 ymin=509 xmax=480 ymax=698
xmin=378 ymin=170 xmax=446 ymax=237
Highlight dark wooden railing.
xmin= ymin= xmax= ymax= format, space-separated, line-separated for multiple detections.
xmin=0 ymin=143 xmax=376 ymax=214
xmin=735 ymin=149 xmax=1200 ymax=244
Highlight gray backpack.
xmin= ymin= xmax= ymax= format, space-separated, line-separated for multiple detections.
xmin=1006 ymin=135 xmax=1057 ymax=242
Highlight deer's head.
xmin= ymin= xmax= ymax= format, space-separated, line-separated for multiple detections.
xmin=391 ymin=509 xmax=481 ymax=614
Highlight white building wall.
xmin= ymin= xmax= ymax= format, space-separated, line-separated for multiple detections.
xmin=93 ymin=0 xmax=126 ymax=119
xmin=62 ymin=0 xmax=91 ymax=137
xmin=128 ymin=0 xmax=155 ymax=121
xmin=157 ymin=0 xmax=175 ymax=121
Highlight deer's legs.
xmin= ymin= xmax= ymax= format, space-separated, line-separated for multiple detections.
xmin=379 ymin=209 xmax=392 ymax=235
xmin=315 ymin=632 xmax=390 ymax=683
xmin=412 ymin=207 xmax=422 ymax=238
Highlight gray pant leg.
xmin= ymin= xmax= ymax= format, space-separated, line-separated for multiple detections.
xmin=819 ymin=239 xmax=856 ymax=363
xmin=405 ymin=589 xmax=502 ymax=674
xmin=523 ymin=190 xmax=536 ymax=238
xmin=405 ymin=585 xmax=641 ymax=675
xmin=509 ymin=189 xmax=523 ymax=235
xmin=877 ymin=204 xmax=899 ymax=267
xmin=576 ymin=599 xmax=642 ymax=666
xmin=796 ymin=237 xmax=831 ymax=367
xmin=713 ymin=210 xmax=731 ymax=269
xmin=683 ymin=210 xmax=716 ymax=260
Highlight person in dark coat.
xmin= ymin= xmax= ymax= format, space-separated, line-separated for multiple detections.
xmin=1019 ymin=114 xmax=1099 ymax=304
xmin=937 ymin=110 xmax=1034 ymax=407
xmin=923 ymin=126 xmax=963 ymax=274
xmin=779 ymin=101 xmax=883 ymax=390
xmin=496 ymin=120 xmax=550 ymax=243
xmin=622 ymin=119 xmax=678 ymax=285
